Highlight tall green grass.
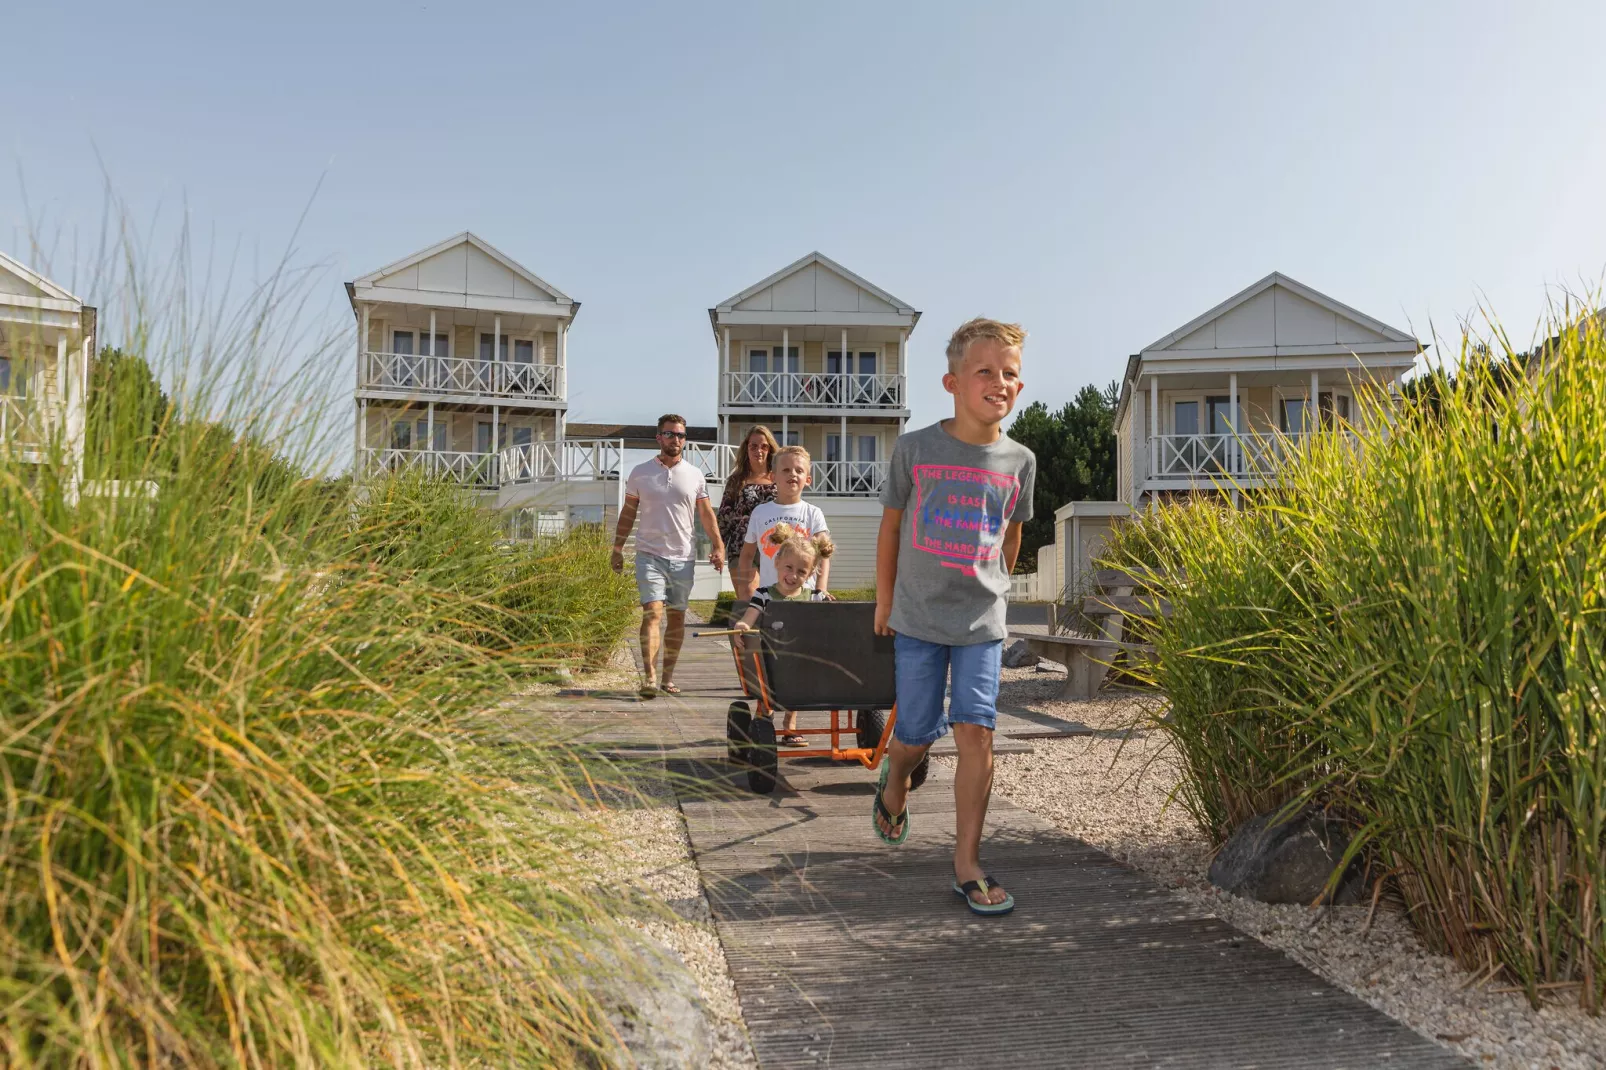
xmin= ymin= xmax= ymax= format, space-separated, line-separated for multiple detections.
xmin=0 ymin=252 xmax=641 ymax=1064
xmin=1104 ymin=314 xmax=1606 ymax=1012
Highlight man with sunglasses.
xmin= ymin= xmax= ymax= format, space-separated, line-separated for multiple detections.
xmin=612 ymin=414 xmax=726 ymax=698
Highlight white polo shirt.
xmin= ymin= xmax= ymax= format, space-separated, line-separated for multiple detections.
xmin=625 ymin=456 xmax=709 ymax=562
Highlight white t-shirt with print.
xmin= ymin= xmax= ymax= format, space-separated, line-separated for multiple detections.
xmin=744 ymin=499 xmax=830 ymax=589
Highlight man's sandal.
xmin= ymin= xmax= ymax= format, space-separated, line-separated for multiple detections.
xmin=660 ymin=682 xmax=681 ymax=695
xmin=872 ymin=762 xmax=909 ymax=846
xmin=952 ymin=875 xmax=1015 ymax=916
xmin=637 ymin=684 xmax=658 ymax=699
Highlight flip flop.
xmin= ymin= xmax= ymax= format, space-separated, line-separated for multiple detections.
xmin=872 ymin=761 xmax=909 ymax=846
xmin=637 ymin=684 xmax=658 ymax=699
xmin=952 ymin=875 xmax=1014 ymax=916
xmin=660 ymin=682 xmax=682 ymax=695
xmin=779 ymin=733 xmax=808 ymax=747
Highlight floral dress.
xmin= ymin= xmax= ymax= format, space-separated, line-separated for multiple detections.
xmin=717 ymin=480 xmax=777 ymax=566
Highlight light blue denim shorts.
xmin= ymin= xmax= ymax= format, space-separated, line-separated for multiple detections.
xmin=892 ymin=633 xmax=1003 ymax=746
xmin=635 ymin=552 xmax=696 ymax=611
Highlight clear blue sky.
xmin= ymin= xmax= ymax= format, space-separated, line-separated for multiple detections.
xmin=7 ymin=1 xmax=1606 ymax=439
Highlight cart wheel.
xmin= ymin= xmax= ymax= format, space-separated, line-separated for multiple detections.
xmin=909 ymin=753 xmax=930 ymax=792
xmin=725 ymin=701 xmax=752 ymax=765
xmin=745 ymin=717 xmax=778 ymax=794
xmin=854 ymin=708 xmax=886 ymax=753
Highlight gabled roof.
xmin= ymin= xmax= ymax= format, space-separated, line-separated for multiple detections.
xmin=710 ymin=251 xmax=920 ymax=327
xmin=0 ymin=251 xmax=81 ymax=305
xmin=1142 ymin=271 xmax=1418 ymax=354
xmin=351 ymin=232 xmax=574 ymax=305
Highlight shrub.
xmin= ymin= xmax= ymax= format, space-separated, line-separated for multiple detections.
xmin=1103 ymin=315 xmax=1606 ymax=1012
xmin=0 ymin=255 xmax=641 ymax=1065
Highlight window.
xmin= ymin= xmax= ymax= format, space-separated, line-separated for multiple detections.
xmin=511 ymin=426 xmax=533 ymax=448
xmin=1205 ymin=396 xmax=1235 ymax=435
xmin=1318 ymin=391 xmax=1351 ymax=428
xmin=0 ymin=356 xmax=10 ymax=394
xmin=1172 ymin=400 xmax=1199 ymax=436
xmin=394 ymin=330 xmax=448 ymax=356
xmin=746 ymin=346 xmax=798 ymax=403
xmin=476 ymin=421 xmax=494 ymax=455
xmin=414 ymin=419 xmax=447 ymax=452
xmin=1280 ymin=397 xmax=1311 ymax=435
xmin=389 ymin=420 xmax=413 ymax=450
xmin=514 ymin=339 xmax=534 ymax=365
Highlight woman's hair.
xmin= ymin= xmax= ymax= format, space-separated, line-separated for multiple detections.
xmin=765 ymin=521 xmax=836 ymax=568
xmin=721 ymin=424 xmax=781 ymax=502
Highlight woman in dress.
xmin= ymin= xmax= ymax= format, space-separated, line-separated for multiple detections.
xmin=717 ymin=424 xmax=780 ymax=600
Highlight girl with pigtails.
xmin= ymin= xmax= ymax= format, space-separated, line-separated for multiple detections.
xmin=733 ymin=521 xmax=836 ymax=746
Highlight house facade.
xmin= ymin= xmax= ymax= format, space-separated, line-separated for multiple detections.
xmin=0 ymin=252 xmax=95 ymax=477
xmin=1113 ymin=272 xmax=1423 ymax=507
xmin=350 ymin=233 xmax=739 ymax=535
xmin=710 ymin=252 xmax=919 ymax=586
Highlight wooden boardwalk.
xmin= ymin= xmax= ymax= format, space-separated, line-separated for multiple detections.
xmin=537 ymin=636 xmax=1467 ymax=1070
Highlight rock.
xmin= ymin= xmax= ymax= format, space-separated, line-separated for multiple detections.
xmin=1208 ymin=807 xmax=1364 ymax=905
xmin=585 ymin=935 xmax=715 ymax=1069
xmin=1002 ymin=639 xmax=1040 ymax=669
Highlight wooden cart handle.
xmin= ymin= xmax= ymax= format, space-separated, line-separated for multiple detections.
xmin=692 ymin=628 xmax=749 ymax=638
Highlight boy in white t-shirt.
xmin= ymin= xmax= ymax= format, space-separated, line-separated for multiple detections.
xmin=740 ymin=446 xmax=832 ymax=596
xmin=738 ymin=445 xmax=832 ymax=747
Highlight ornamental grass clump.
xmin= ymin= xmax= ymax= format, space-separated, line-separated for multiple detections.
xmin=0 ymin=259 xmax=640 ymax=1064
xmin=1103 ymin=312 xmax=1606 ymax=1012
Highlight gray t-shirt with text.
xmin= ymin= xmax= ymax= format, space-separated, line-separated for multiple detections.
xmin=879 ymin=421 xmax=1036 ymax=646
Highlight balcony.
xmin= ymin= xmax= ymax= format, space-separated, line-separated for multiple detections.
xmin=1149 ymin=431 xmax=1349 ymax=482
xmin=361 ymin=447 xmax=501 ymax=488
xmin=360 ymin=351 xmax=564 ymax=403
xmin=722 ymin=371 xmax=904 ymax=410
xmin=808 ymin=460 xmax=888 ymax=497
xmin=363 ymin=439 xmax=739 ymax=492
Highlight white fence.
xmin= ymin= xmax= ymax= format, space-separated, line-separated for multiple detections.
xmin=722 ymin=370 xmax=904 ymax=409
xmin=0 ymin=394 xmax=45 ymax=454
xmin=498 ymin=439 xmax=627 ymax=485
xmin=361 ymin=448 xmax=500 ymax=487
xmin=361 ymin=351 xmax=564 ymax=401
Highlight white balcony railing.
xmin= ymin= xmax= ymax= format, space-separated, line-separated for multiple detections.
xmin=498 ymin=439 xmax=626 ymax=485
xmin=1 ymin=394 xmax=46 ymax=454
xmin=362 ymin=448 xmax=501 ymax=487
xmin=808 ymin=460 xmax=888 ymax=497
xmin=723 ymin=371 xmax=904 ymax=409
xmin=1150 ymin=432 xmax=1336 ymax=481
xmin=683 ymin=442 xmax=738 ymax=483
xmin=360 ymin=351 xmax=564 ymax=402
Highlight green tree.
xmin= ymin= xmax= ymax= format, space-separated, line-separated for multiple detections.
xmin=85 ymin=346 xmax=174 ymax=477
xmin=1006 ymin=380 xmax=1118 ymax=571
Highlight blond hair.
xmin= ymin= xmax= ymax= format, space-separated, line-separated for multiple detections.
xmin=765 ymin=521 xmax=835 ymax=568
xmin=945 ymin=318 xmax=1027 ymax=374
xmin=770 ymin=444 xmax=811 ymax=472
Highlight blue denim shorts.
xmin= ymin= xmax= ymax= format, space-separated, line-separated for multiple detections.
xmin=892 ymin=634 xmax=1003 ymax=746
xmin=635 ymin=552 xmax=696 ymax=611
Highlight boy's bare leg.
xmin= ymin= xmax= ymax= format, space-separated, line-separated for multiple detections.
xmin=952 ymin=723 xmax=1006 ymax=905
xmin=875 ymin=737 xmax=930 ymax=839
xmin=639 ymin=601 xmax=664 ymax=685
xmin=660 ymin=608 xmax=687 ymax=686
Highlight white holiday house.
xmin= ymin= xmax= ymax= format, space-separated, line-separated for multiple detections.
xmin=1112 ymin=272 xmax=1423 ymax=506
xmin=0 ymin=251 xmax=94 ymax=477
xmin=710 ymin=252 xmax=920 ymax=586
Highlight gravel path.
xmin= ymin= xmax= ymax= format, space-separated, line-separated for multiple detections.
xmin=980 ymin=666 xmax=1606 ymax=1070
xmin=592 ymin=779 xmax=760 ymax=1070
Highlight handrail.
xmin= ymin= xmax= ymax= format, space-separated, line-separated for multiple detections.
xmin=0 ymin=394 xmax=45 ymax=450
xmin=360 ymin=351 xmax=564 ymax=401
xmin=722 ymin=370 xmax=904 ymax=408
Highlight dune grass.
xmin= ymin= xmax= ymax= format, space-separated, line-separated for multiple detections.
xmin=0 ymin=252 xmax=646 ymax=1064
xmin=1101 ymin=312 xmax=1606 ymax=1012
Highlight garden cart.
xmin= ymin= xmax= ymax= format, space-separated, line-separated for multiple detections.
xmin=700 ymin=600 xmax=930 ymax=795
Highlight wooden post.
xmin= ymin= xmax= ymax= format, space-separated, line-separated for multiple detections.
xmin=1228 ymin=371 xmax=1238 ymax=474
xmin=1148 ymin=373 xmax=1159 ymax=478
xmin=493 ymin=315 xmax=501 ymax=397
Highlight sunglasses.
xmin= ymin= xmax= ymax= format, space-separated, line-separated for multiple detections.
xmin=658 ymin=430 xmax=687 ymax=440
